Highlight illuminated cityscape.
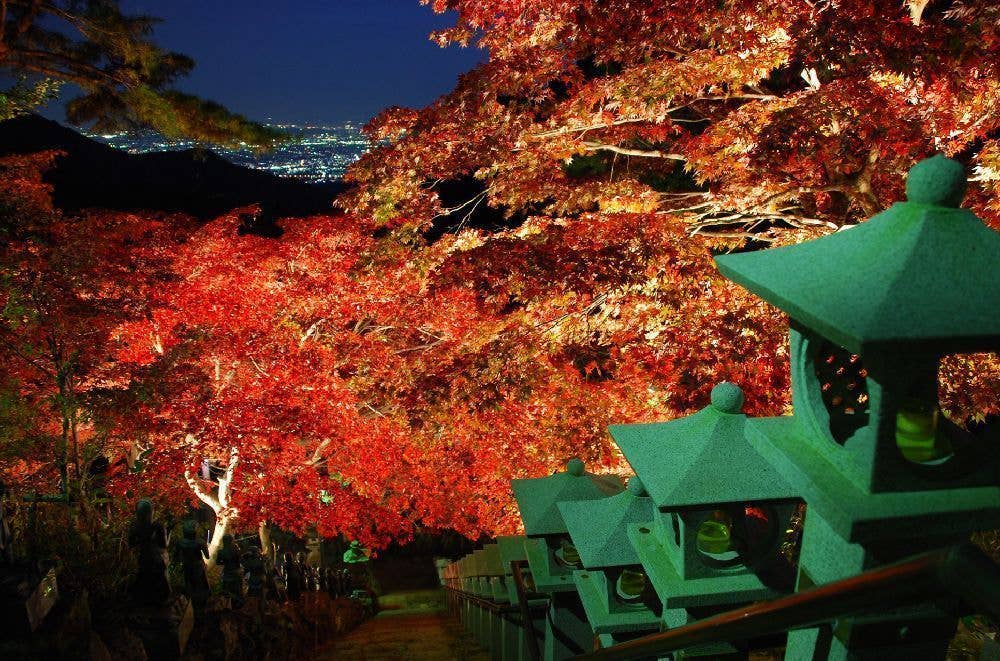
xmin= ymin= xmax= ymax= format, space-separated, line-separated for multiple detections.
xmin=90 ymin=123 xmax=370 ymax=183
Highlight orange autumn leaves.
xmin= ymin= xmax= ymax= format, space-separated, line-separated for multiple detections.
xmin=4 ymin=0 xmax=1000 ymax=546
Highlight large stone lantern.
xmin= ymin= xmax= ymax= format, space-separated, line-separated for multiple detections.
xmin=715 ymin=155 xmax=1000 ymax=659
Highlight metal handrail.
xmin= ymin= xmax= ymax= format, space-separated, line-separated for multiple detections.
xmin=442 ymin=584 xmax=522 ymax=615
xmin=575 ymin=543 xmax=1000 ymax=660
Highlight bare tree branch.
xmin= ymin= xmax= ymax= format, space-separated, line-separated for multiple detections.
xmin=582 ymin=142 xmax=685 ymax=160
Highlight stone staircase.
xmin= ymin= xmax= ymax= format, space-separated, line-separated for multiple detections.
xmin=319 ymin=589 xmax=490 ymax=660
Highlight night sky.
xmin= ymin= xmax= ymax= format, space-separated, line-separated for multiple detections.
xmin=114 ymin=0 xmax=485 ymax=124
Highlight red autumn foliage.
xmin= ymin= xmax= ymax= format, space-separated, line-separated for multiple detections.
xmin=2 ymin=2 xmax=999 ymax=548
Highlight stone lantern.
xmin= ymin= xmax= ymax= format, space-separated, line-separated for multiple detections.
xmin=459 ymin=553 xmax=481 ymax=631
xmin=475 ymin=544 xmax=507 ymax=652
xmin=497 ymin=535 xmax=530 ymax=603
xmin=469 ymin=548 xmax=491 ymax=644
xmin=481 ymin=543 xmax=507 ymax=603
xmin=511 ymin=458 xmax=624 ymax=659
xmin=497 ymin=534 xmax=546 ymax=659
xmin=610 ymin=382 xmax=800 ymax=656
xmin=714 ymin=155 xmax=1000 ymax=659
xmin=557 ymin=476 xmax=661 ymax=650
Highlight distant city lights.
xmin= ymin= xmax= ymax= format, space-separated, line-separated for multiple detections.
xmin=89 ymin=123 xmax=371 ymax=184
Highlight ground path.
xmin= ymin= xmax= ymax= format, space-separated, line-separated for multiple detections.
xmin=318 ymin=589 xmax=490 ymax=660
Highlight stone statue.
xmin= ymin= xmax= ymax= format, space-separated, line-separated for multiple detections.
xmin=215 ymin=534 xmax=243 ymax=606
xmin=296 ymin=551 xmax=316 ymax=592
xmin=0 ymin=481 xmax=13 ymax=566
xmin=127 ymin=499 xmax=170 ymax=605
xmin=342 ymin=540 xmax=368 ymax=564
xmin=242 ymin=545 xmax=266 ymax=599
xmin=175 ymin=520 xmax=209 ymax=608
xmin=282 ymin=551 xmax=303 ymax=601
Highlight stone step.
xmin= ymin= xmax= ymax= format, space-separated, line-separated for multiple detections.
xmin=319 ymin=592 xmax=489 ymax=661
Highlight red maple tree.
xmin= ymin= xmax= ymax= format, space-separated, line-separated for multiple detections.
xmin=3 ymin=1 xmax=998 ymax=548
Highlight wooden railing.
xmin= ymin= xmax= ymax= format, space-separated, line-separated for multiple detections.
xmin=573 ymin=543 xmax=1000 ymax=660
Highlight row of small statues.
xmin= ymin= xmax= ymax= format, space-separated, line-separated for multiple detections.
xmin=129 ymin=499 xmax=370 ymax=609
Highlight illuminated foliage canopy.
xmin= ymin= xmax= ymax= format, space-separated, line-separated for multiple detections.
xmin=2 ymin=2 xmax=999 ymax=547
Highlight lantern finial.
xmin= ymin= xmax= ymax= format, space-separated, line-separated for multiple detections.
xmin=710 ymin=382 xmax=744 ymax=414
xmin=566 ymin=458 xmax=585 ymax=476
xmin=905 ymin=154 xmax=966 ymax=207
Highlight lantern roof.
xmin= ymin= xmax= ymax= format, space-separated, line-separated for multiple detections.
xmin=511 ymin=458 xmax=625 ymax=536
xmin=496 ymin=535 xmax=528 ymax=570
xmin=479 ymin=543 xmax=503 ymax=576
xmin=470 ymin=549 xmax=485 ymax=576
xmin=609 ymin=383 xmax=796 ymax=508
xmin=715 ymin=156 xmax=1000 ymax=355
xmin=557 ymin=476 xmax=656 ymax=568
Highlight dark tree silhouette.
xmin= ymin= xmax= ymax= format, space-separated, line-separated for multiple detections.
xmin=0 ymin=0 xmax=283 ymax=148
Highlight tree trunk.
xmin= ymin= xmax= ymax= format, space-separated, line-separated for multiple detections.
xmin=183 ymin=440 xmax=239 ymax=570
xmin=259 ymin=520 xmax=274 ymax=565
xmin=206 ymin=513 xmax=229 ymax=568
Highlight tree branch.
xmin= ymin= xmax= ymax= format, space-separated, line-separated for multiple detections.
xmin=531 ymin=95 xmax=777 ymax=139
xmin=582 ymin=142 xmax=685 ymax=160
xmin=217 ymin=447 xmax=238 ymax=510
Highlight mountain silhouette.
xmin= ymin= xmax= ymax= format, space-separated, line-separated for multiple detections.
xmin=0 ymin=114 xmax=341 ymax=223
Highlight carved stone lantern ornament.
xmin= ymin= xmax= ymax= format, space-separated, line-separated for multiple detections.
xmin=610 ymin=382 xmax=800 ymax=658
xmin=715 ymin=155 xmax=1000 ymax=660
xmin=511 ymin=458 xmax=624 ymax=660
xmin=557 ymin=476 xmax=661 ymax=650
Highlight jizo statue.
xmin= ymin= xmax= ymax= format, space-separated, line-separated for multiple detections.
xmin=216 ymin=534 xmax=244 ymax=607
xmin=128 ymin=499 xmax=170 ymax=606
xmin=176 ymin=520 xmax=210 ymax=608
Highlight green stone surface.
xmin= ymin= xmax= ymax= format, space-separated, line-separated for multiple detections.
xmin=496 ymin=535 xmax=529 ymax=570
xmin=626 ymin=522 xmax=783 ymax=608
xmin=609 ymin=384 xmax=796 ymax=508
xmin=471 ymin=549 xmax=486 ymax=578
xmin=511 ymin=460 xmax=624 ymax=536
xmin=715 ymin=157 xmax=1000 ymax=356
xmin=544 ymin=592 xmax=594 ymax=660
xmin=479 ymin=543 xmax=504 ymax=576
xmin=906 ymin=154 xmax=967 ymax=206
xmin=523 ymin=536 xmax=579 ymax=593
xmin=572 ymin=570 xmax=662 ymax=634
xmin=746 ymin=416 xmax=1000 ymax=542
xmin=557 ymin=479 xmax=656 ymax=568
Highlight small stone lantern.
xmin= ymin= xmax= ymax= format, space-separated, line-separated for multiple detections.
xmin=474 ymin=544 xmax=507 ymax=651
xmin=497 ymin=534 xmax=546 ymax=658
xmin=714 ymin=155 xmax=1000 ymax=659
xmin=497 ymin=535 xmax=530 ymax=603
xmin=557 ymin=476 xmax=661 ymax=650
xmin=610 ymin=382 xmax=800 ymax=654
xmin=511 ymin=458 xmax=624 ymax=659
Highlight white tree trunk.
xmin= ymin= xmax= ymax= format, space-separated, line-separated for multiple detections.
xmin=184 ymin=439 xmax=239 ymax=570
xmin=206 ymin=513 xmax=230 ymax=566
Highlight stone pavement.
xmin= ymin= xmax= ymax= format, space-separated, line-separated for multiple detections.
xmin=318 ymin=589 xmax=490 ymax=660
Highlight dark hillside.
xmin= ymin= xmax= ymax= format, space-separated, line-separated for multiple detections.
xmin=0 ymin=115 xmax=341 ymax=220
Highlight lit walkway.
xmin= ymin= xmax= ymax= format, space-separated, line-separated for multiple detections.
xmin=319 ymin=589 xmax=490 ymax=660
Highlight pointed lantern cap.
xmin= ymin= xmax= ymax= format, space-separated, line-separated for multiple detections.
xmin=511 ymin=458 xmax=625 ymax=536
xmin=715 ymin=156 xmax=1000 ymax=355
xmin=609 ymin=383 xmax=795 ymax=508
xmin=557 ymin=476 xmax=657 ymax=568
